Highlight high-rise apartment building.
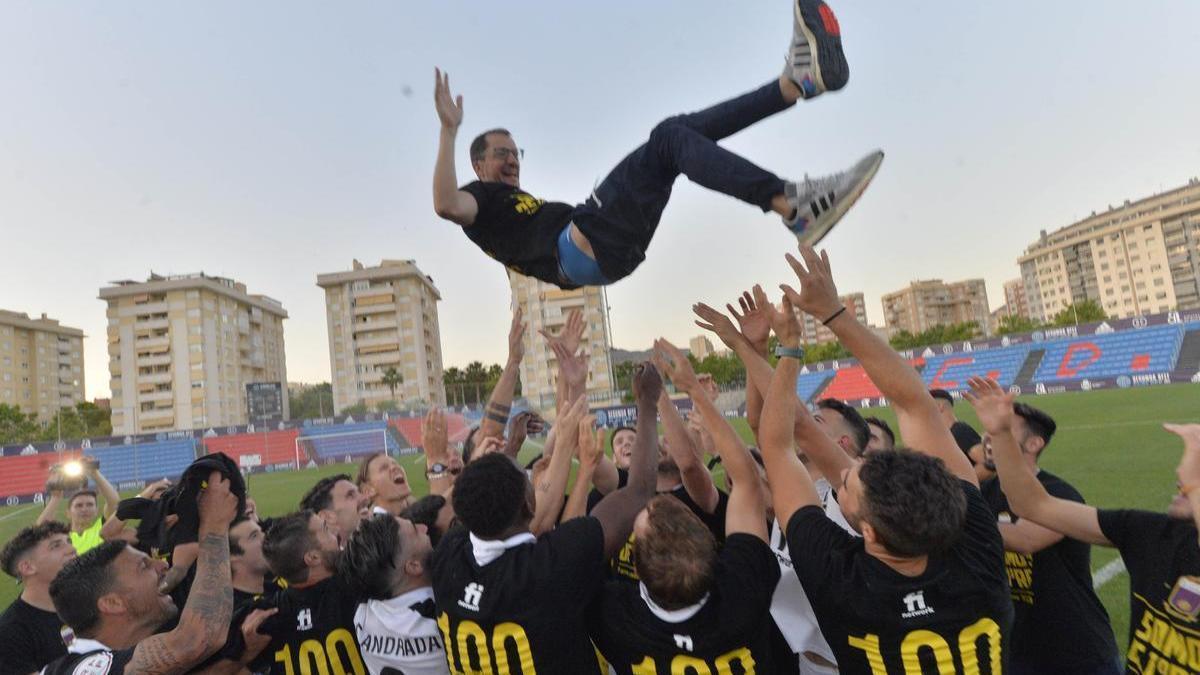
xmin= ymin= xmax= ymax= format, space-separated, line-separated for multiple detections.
xmin=689 ymin=336 xmax=716 ymax=360
xmin=317 ymin=259 xmax=446 ymax=413
xmin=508 ymin=273 xmax=615 ymax=412
xmin=100 ymin=273 xmax=288 ymax=434
xmin=799 ymin=292 xmax=869 ymax=345
xmin=1002 ymin=279 xmax=1030 ymax=319
xmin=882 ymin=279 xmax=991 ymax=336
xmin=1018 ymin=178 xmax=1200 ymax=321
xmin=0 ymin=310 xmax=85 ymax=420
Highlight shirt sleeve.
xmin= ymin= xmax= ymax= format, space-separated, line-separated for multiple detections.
xmin=1097 ymin=509 xmax=1170 ymax=579
xmin=950 ymin=480 xmax=1007 ymax=584
xmin=785 ymin=505 xmax=856 ymax=591
xmin=459 ymin=182 xmax=495 ymax=226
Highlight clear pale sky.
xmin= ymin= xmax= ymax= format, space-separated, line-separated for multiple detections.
xmin=2 ymin=1 xmax=1198 ymax=399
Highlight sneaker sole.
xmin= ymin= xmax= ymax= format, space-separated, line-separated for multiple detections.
xmin=794 ymin=0 xmax=848 ymax=93
xmin=796 ymin=151 xmax=883 ymax=247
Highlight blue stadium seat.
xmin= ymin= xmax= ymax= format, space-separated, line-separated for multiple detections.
xmin=922 ymin=345 xmax=1032 ymax=393
xmin=1032 ymin=324 xmax=1185 ymax=383
xmin=298 ymin=421 xmax=400 ymax=459
xmin=85 ymin=438 xmax=197 ymax=485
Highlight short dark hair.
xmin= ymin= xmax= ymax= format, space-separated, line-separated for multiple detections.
xmin=300 ymin=474 xmax=352 ymax=513
xmin=817 ymin=398 xmax=871 ymax=453
xmin=1 ymin=521 xmax=70 ymax=578
xmin=49 ymin=540 xmax=127 ymax=636
xmin=262 ymin=510 xmax=318 ymax=584
xmin=857 ymin=451 xmax=966 ymax=557
xmin=228 ymin=515 xmax=252 ymax=557
xmin=461 ymin=426 xmax=480 ymax=464
xmin=864 ymin=416 xmax=895 ymax=446
xmin=929 ymin=389 xmax=954 ymax=404
xmin=68 ymin=490 xmax=98 ymax=508
xmin=1013 ymin=402 xmax=1056 ymax=447
xmin=634 ymin=496 xmax=717 ymax=610
xmin=452 ymin=454 xmax=529 ymax=539
xmin=469 ymin=128 xmax=511 ymax=163
xmin=338 ymin=514 xmax=400 ymax=601
xmin=401 ymin=495 xmax=448 ymax=547
xmin=611 ymin=425 xmax=637 ymax=441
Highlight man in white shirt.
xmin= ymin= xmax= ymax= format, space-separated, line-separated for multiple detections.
xmin=338 ymin=513 xmax=446 ymax=675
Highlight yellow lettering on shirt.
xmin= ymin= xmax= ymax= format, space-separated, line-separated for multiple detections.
xmin=1003 ymin=551 xmax=1034 ymax=605
xmin=512 ymin=193 xmax=544 ymax=215
xmin=1125 ymin=595 xmax=1200 ymax=673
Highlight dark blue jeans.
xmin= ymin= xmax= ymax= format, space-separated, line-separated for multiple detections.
xmin=571 ymin=80 xmax=792 ymax=283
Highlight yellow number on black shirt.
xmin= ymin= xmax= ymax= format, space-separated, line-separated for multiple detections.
xmin=847 ymin=618 xmax=1002 ymax=675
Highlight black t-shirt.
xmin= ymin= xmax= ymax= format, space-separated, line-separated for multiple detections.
xmin=431 ymin=518 xmax=607 ymax=674
xmin=40 ymin=641 xmax=134 ymax=675
xmin=0 ymin=598 xmax=69 ymax=675
xmin=460 ymin=181 xmax=578 ymax=288
xmin=981 ymin=473 xmax=1117 ymax=670
xmin=951 ymin=421 xmax=982 ymax=456
xmin=611 ymin=485 xmax=730 ymax=582
xmin=1097 ymin=509 xmax=1200 ymax=674
xmin=591 ymin=533 xmax=781 ymax=674
xmin=786 ymin=479 xmax=1012 ymax=674
xmin=243 ymin=577 xmax=367 ymax=675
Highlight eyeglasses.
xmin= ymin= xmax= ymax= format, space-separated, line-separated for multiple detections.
xmin=491 ymin=147 xmax=524 ymax=161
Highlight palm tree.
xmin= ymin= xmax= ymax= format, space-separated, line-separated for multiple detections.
xmin=381 ymin=367 xmax=403 ymax=402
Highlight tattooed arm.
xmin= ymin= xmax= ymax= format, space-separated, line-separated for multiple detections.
xmin=126 ymin=472 xmax=238 ymax=675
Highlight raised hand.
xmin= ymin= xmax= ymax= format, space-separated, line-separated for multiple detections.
xmin=962 ymin=376 xmax=1017 ymax=435
xmin=632 ymin=362 xmax=663 ymax=404
xmin=540 ymin=308 xmax=585 ymax=356
xmin=556 ymin=395 xmax=590 ymax=454
xmin=240 ymin=607 xmax=280 ymax=664
xmin=781 ymin=245 xmax=843 ymax=322
xmin=504 ymin=411 xmax=533 ymax=458
xmin=728 ymin=285 xmax=775 ymax=352
xmin=507 ymin=307 xmax=527 ymax=366
xmin=422 ymin=408 xmax=450 ymax=464
xmin=1165 ymin=424 xmax=1200 ymax=492
xmin=692 ymin=303 xmax=744 ymax=350
xmin=138 ymin=478 xmax=172 ymax=500
xmin=551 ymin=341 xmax=589 ymax=393
xmin=770 ymin=295 xmax=804 ymax=349
xmin=197 ymin=471 xmax=238 ymax=532
xmin=433 ymin=67 xmax=463 ymax=131
xmin=577 ymin=415 xmax=605 ymax=469
xmin=653 ymin=338 xmax=701 ymax=395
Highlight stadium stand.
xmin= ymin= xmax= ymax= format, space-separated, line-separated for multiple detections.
xmin=821 ymin=359 xmax=924 ymax=401
xmin=202 ymin=429 xmax=300 ymax=469
xmin=922 ymin=345 xmax=1032 ymax=392
xmin=1033 ymin=324 xmax=1183 ymax=382
xmin=84 ymin=439 xmax=197 ymax=486
xmin=797 ymin=371 xmax=833 ymax=404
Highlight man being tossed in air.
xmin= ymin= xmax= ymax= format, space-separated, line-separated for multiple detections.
xmin=432 ymin=0 xmax=882 ymax=289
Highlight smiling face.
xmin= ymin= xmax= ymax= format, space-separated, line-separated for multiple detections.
xmin=472 ymin=132 xmax=521 ymax=187
xmin=109 ymin=548 xmax=176 ymax=630
xmin=229 ymin=519 xmax=269 ymax=578
xmin=612 ymin=429 xmax=637 ymax=470
xmin=366 ymin=455 xmax=411 ymax=506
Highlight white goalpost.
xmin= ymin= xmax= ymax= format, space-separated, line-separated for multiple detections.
xmin=293 ymin=427 xmax=392 ymax=468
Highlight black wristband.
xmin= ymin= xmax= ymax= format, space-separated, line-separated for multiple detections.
xmin=822 ymin=306 xmax=847 ymax=326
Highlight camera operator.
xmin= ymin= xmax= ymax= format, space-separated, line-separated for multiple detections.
xmin=35 ymin=458 xmax=120 ymax=555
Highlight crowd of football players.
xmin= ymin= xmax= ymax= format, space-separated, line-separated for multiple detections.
xmin=2 ymin=246 xmax=1198 ymax=675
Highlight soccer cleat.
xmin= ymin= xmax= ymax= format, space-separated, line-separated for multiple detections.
xmin=784 ymin=0 xmax=849 ymax=98
xmin=784 ymin=150 xmax=884 ymax=246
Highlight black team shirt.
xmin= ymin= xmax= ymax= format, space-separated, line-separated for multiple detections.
xmin=591 ymin=533 xmax=781 ymax=674
xmin=243 ymin=577 xmax=367 ymax=675
xmin=459 ymin=181 xmax=578 ymax=288
xmin=431 ymin=518 xmax=607 ymax=674
xmin=1097 ymin=509 xmax=1200 ymax=674
xmin=786 ymin=480 xmax=1013 ymax=674
xmin=0 ymin=598 xmax=70 ymax=675
xmin=981 ymin=472 xmax=1118 ymax=672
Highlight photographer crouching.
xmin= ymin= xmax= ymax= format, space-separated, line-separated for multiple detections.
xmin=34 ymin=457 xmax=120 ymax=554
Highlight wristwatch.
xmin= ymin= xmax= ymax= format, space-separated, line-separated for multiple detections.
xmin=774 ymin=345 xmax=806 ymax=360
xmin=426 ymin=462 xmax=448 ymax=478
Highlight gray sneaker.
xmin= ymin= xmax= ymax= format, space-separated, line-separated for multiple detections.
xmin=784 ymin=150 xmax=884 ymax=246
xmin=785 ymin=0 xmax=850 ymax=99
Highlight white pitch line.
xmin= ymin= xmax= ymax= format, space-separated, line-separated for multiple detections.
xmin=1092 ymin=557 xmax=1126 ymax=589
xmin=0 ymin=505 xmax=35 ymax=523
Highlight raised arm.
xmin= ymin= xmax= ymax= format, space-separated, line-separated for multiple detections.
xmin=964 ymin=377 xmax=1110 ymax=545
xmin=591 ymin=364 xmax=662 ymax=557
xmin=563 ymin=418 xmax=605 ymax=522
xmin=782 ymin=246 xmax=975 ymax=485
xmin=658 ymin=340 xmax=767 ymax=541
xmin=85 ymin=460 xmax=120 ymax=521
xmin=431 ymin=68 xmax=478 ymax=226
xmin=126 ymin=471 xmax=237 ymax=674
xmin=759 ymin=297 xmax=822 ymax=528
xmin=694 ymin=301 xmax=854 ymax=487
xmin=480 ymin=308 xmax=525 ymax=440
xmin=422 ymin=408 xmax=461 ymax=497
xmin=726 ymin=286 xmax=773 ymax=435
xmin=650 ymin=349 xmax=719 ymax=514
xmin=531 ymin=396 xmax=586 ymax=535
xmin=1171 ymin=423 xmax=1200 ymax=540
